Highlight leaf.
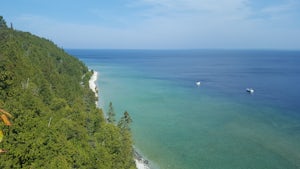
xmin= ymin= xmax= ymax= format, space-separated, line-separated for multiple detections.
xmin=0 ymin=108 xmax=12 ymax=118
xmin=0 ymin=130 xmax=3 ymax=143
xmin=0 ymin=114 xmax=11 ymax=126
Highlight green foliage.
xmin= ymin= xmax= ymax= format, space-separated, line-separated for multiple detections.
xmin=0 ymin=16 xmax=7 ymax=29
xmin=107 ymin=102 xmax=116 ymax=123
xmin=117 ymin=111 xmax=135 ymax=168
xmin=0 ymin=18 xmax=136 ymax=169
xmin=118 ymin=111 xmax=133 ymax=131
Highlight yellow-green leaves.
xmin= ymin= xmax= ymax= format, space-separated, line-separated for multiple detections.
xmin=0 ymin=130 xmax=3 ymax=142
xmin=0 ymin=108 xmax=12 ymax=118
xmin=1 ymin=114 xmax=11 ymax=126
xmin=0 ymin=131 xmax=5 ymax=155
xmin=0 ymin=109 xmax=12 ymax=126
xmin=0 ymin=109 xmax=12 ymax=154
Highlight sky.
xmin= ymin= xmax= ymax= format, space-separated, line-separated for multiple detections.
xmin=1 ymin=0 xmax=300 ymax=49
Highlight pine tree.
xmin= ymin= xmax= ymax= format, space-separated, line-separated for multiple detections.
xmin=117 ymin=111 xmax=135 ymax=168
xmin=118 ymin=111 xmax=132 ymax=131
xmin=0 ymin=16 xmax=7 ymax=29
xmin=107 ymin=102 xmax=116 ymax=123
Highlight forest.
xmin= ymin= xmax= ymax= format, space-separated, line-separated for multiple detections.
xmin=0 ymin=16 xmax=136 ymax=169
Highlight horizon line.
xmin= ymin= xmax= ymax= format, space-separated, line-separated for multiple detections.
xmin=65 ymin=48 xmax=300 ymax=51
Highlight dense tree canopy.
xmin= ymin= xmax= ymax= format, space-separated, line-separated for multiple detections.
xmin=0 ymin=16 xmax=136 ymax=169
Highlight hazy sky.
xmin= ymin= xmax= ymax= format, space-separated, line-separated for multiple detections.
xmin=2 ymin=0 xmax=300 ymax=49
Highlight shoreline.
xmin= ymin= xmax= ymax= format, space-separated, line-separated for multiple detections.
xmin=135 ymin=159 xmax=150 ymax=169
xmin=89 ymin=70 xmax=99 ymax=105
xmin=134 ymin=149 xmax=151 ymax=169
xmin=88 ymin=70 xmax=151 ymax=169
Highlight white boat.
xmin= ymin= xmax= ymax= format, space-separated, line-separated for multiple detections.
xmin=196 ymin=81 xmax=201 ymax=86
xmin=246 ymin=88 xmax=254 ymax=93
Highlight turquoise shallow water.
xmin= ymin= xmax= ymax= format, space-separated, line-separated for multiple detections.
xmin=68 ymin=50 xmax=300 ymax=169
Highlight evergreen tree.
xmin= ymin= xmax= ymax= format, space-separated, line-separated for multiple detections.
xmin=107 ymin=102 xmax=116 ymax=123
xmin=0 ymin=16 xmax=7 ymax=29
xmin=117 ymin=111 xmax=135 ymax=168
xmin=118 ymin=111 xmax=133 ymax=131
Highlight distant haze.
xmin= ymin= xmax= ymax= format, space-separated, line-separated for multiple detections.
xmin=2 ymin=0 xmax=300 ymax=49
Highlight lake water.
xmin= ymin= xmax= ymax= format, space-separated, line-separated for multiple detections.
xmin=68 ymin=49 xmax=300 ymax=169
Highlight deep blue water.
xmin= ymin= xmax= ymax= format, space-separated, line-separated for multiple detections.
xmin=68 ymin=49 xmax=300 ymax=169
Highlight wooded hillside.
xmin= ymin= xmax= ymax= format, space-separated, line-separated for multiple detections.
xmin=0 ymin=17 xmax=136 ymax=169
